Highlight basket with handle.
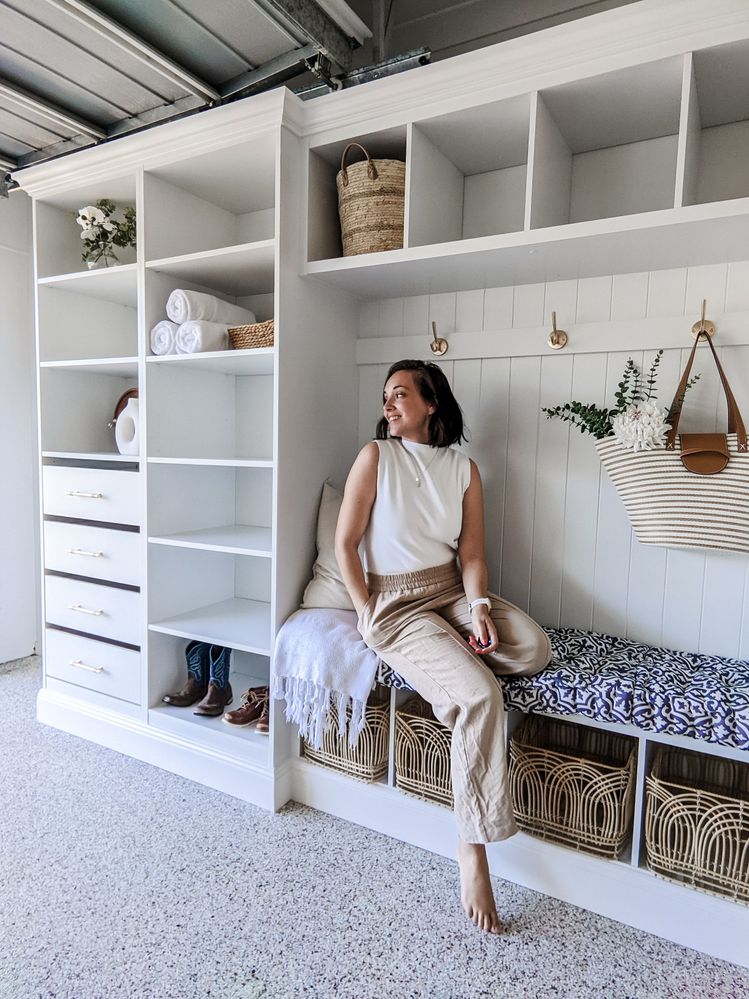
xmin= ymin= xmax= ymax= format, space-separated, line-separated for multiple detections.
xmin=336 ymin=142 xmax=405 ymax=257
xmin=596 ymin=333 xmax=749 ymax=554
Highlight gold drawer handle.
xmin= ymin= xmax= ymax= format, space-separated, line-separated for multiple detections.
xmin=65 ymin=490 xmax=104 ymax=499
xmin=70 ymin=658 xmax=105 ymax=674
xmin=66 ymin=548 xmax=104 ymax=558
xmin=69 ymin=603 xmax=103 ymax=616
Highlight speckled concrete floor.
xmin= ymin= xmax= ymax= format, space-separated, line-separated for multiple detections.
xmin=2 ymin=657 xmax=748 ymax=999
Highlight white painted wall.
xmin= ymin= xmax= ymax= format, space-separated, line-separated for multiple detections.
xmin=0 ymin=191 xmax=37 ymax=663
xmin=357 ymin=259 xmax=749 ymax=660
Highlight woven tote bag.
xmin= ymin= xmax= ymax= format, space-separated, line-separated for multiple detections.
xmin=596 ymin=335 xmax=749 ymax=554
xmin=336 ymin=142 xmax=405 ymax=256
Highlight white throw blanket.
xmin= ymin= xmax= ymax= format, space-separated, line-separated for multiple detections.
xmin=272 ymin=608 xmax=379 ymax=750
xmin=175 ymin=320 xmax=230 ymax=354
xmin=166 ymin=289 xmax=256 ymax=326
xmin=150 ymin=320 xmax=178 ymax=355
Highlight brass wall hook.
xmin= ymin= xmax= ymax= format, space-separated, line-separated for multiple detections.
xmin=547 ymin=311 xmax=568 ymax=350
xmin=691 ymin=298 xmax=716 ymax=340
xmin=430 ymin=320 xmax=448 ymax=356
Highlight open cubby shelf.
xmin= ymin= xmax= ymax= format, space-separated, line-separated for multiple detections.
xmin=149 ymin=597 xmax=272 ymax=655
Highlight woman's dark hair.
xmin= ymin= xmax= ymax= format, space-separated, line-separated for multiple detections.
xmin=375 ymin=359 xmax=468 ymax=447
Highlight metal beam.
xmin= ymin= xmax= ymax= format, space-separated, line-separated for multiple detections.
xmin=0 ymin=153 xmax=18 ymax=172
xmin=248 ymin=0 xmax=357 ymax=72
xmin=41 ymin=0 xmax=220 ymax=103
xmin=220 ymin=44 xmax=318 ymax=99
xmin=0 ymin=77 xmax=106 ymax=139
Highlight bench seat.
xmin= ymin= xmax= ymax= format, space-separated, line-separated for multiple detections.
xmin=377 ymin=627 xmax=749 ymax=752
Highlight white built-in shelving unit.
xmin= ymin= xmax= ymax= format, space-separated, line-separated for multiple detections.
xmin=19 ymin=0 xmax=749 ymax=968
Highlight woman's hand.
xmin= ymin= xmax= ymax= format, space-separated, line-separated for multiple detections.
xmin=468 ymin=606 xmax=498 ymax=655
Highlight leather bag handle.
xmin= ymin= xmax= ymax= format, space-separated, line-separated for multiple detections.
xmin=339 ymin=142 xmax=378 ymax=187
xmin=665 ymin=333 xmax=747 ymax=451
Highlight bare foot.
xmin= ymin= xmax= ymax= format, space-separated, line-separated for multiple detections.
xmin=457 ymin=839 xmax=504 ymax=935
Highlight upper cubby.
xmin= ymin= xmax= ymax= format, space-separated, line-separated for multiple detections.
xmin=35 ymin=174 xmax=137 ymax=280
xmin=681 ymin=40 xmax=749 ymax=206
xmin=529 ymin=58 xmax=684 ymax=228
xmin=408 ymin=95 xmax=530 ymax=246
xmin=307 ymin=126 xmax=407 ymax=262
xmin=144 ymin=135 xmax=276 ymax=263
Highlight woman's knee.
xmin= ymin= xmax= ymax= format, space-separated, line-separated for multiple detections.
xmin=517 ymin=627 xmax=552 ymax=676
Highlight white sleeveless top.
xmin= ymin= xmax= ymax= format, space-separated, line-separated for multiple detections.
xmin=364 ymin=438 xmax=472 ymax=574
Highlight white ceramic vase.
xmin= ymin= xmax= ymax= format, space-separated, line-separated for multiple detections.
xmin=115 ymin=397 xmax=139 ymax=456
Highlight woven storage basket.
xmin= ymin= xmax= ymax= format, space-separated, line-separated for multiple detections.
xmin=336 ymin=142 xmax=405 ymax=257
xmin=228 ymin=319 xmax=274 ymax=350
xmin=394 ymin=695 xmax=453 ymax=807
xmin=645 ymin=747 xmax=749 ymax=903
xmin=509 ymin=715 xmax=637 ymax=858
xmin=302 ymin=685 xmax=390 ymax=782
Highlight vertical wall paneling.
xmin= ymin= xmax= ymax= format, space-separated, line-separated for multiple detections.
xmin=592 ymin=350 xmax=636 ymax=638
xmin=576 ymin=276 xmax=612 ymax=324
xmin=740 ymin=563 xmax=749 ymax=660
xmin=483 ymin=287 xmax=514 ymax=331
xmin=685 ymin=263 xmax=727 ymax=319
xmin=700 ymin=555 xmax=747 ymax=658
xmin=611 ymin=272 xmax=649 ymax=321
xmin=358 ymin=364 xmax=389 ymax=449
xmin=559 ymin=352 xmax=608 ymax=630
xmin=647 ymin=268 xmax=687 ymax=317
xmin=357 ymin=261 xmax=749 ymax=658
xmin=543 ymin=280 xmax=577 ymax=332
xmin=500 ymin=355 xmax=541 ymax=610
xmin=479 ymin=358 xmax=511 ymax=594
xmin=531 ymin=354 xmax=573 ymax=627
xmin=726 ymin=261 xmax=749 ymax=313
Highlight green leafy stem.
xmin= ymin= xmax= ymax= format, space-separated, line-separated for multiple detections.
xmin=542 ymin=350 xmax=699 ymax=440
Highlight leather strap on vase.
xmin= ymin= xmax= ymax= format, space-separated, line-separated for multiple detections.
xmin=665 ymin=333 xmax=747 ymax=452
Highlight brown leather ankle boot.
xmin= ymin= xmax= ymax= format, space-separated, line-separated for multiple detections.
xmin=193 ymin=681 xmax=233 ymax=717
xmin=162 ymin=674 xmax=208 ymax=707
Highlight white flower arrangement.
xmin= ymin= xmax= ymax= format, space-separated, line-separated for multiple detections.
xmin=610 ymin=400 xmax=670 ymax=452
xmin=75 ymin=198 xmax=136 ymax=267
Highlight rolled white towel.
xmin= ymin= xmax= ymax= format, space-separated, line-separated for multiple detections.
xmin=175 ymin=320 xmax=230 ymax=354
xmin=166 ymin=289 xmax=256 ymax=326
xmin=150 ymin=320 xmax=179 ymax=355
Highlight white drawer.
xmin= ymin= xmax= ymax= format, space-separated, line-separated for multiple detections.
xmin=44 ymin=521 xmax=140 ymax=586
xmin=43 ymin=465 xmax=141 ymax=525
xmin=45 ymin=575 xmax=141 ymax=646
xmin=45 ymin=628 xmax=141 ymax=704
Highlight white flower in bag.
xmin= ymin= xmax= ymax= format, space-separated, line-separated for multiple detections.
xmin=611 ymin=401 xmax=670 ymax=452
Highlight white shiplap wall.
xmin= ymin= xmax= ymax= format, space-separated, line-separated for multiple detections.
xmin=356 ymin=261 xmax=749 ymax=660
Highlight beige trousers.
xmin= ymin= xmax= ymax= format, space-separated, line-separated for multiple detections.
xmin=358 ymin=561 xmax=551 ymax=844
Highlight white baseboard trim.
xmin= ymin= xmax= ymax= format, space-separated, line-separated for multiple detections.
xmin=37 ymin=688 xmax=278 ymax=811
xmin=291 ymin=758 xmax=749 ymax=969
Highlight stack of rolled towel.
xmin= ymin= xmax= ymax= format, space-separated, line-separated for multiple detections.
xmin=150 ymin=290 xmax=256 ymax=355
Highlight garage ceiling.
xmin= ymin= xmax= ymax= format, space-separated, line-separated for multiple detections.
xmin=0 ymin=0 xmax=371 ymax=172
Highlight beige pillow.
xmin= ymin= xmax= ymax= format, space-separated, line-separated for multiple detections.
xmin=301 ymin=481 xmax=355 ymax=610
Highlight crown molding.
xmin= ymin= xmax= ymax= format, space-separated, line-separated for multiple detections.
xmin=301 ymin=0 xmax=749 ymax=143
xmin=15 ymin=88 xmax=296 ymax=198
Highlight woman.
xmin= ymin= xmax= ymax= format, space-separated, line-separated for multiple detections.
xmin=335 ymin=359 xmax=551 ymax=935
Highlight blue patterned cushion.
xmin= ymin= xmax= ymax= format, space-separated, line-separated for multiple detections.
xmin=376 ymin=627 xmax=749 ymax=751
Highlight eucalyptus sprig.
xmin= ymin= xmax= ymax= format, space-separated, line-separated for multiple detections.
xmin=542 ymin=351 xmax=699 ymax=440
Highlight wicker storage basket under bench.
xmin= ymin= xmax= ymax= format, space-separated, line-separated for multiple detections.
xmin=302 ymin=685 xmax=390 ymax=783
xmin=645 ymin=747 xmax=749 ymax=904
xmin=509 ymin=715 xmax=637 ymax=858
xmin=394 ymin=695 xmax=453 ymax=807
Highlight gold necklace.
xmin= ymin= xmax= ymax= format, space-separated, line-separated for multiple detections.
xmin=398 ymin=439 xmax=440 ymax=487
